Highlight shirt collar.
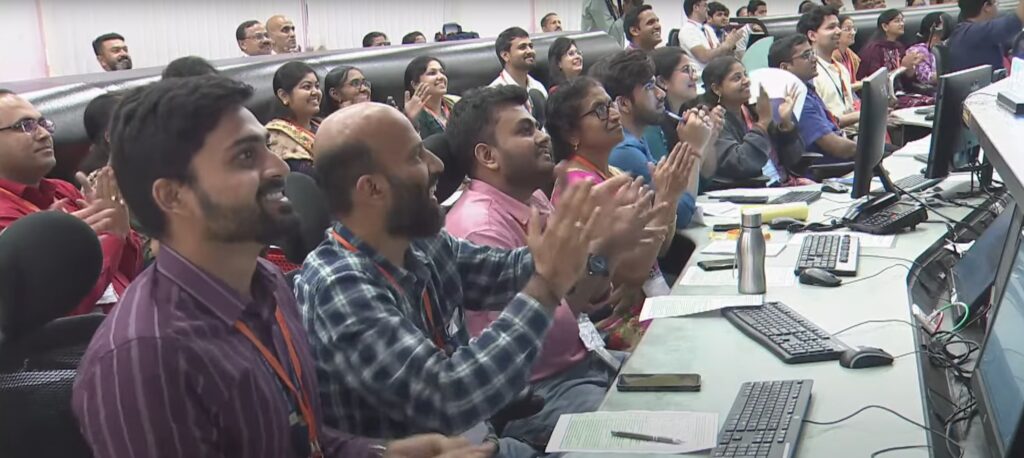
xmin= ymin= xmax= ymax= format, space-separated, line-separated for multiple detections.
xmin=465 ymin=179 xmax=542 ymax=228
xmin=0 ymin=177 xmax=59 ymax=209
xmin=330 ymin=222 xmax=425 ymax=286
xmin=499 ymin=69 xmax=542 ymax=91
xmin=155 ymin=246 xmax=278 ymax=325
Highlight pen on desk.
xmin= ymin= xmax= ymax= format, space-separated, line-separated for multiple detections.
xmin=610 ymin=430 xmax=684 ymax=444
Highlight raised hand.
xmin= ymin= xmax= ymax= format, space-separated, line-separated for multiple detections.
xmin=754 ymin=86 xmax=773 ymax=131
xmin=651 ymin=141 xmax=702 ymax=207
xmin=384 ymin=434 xmax=496 ymax=458
xmin=72 ymin=167 xmax=130 ymax=237
xmin=527 ymin=176 xmax=601 ymax=300
xmin=590 ymin=176 xmax=670 ymax=259
xmin=404 ymin=82 xmax=429 ymax=121
xmin=777 ymin=84 xmax=800 ymax=131
xmin=901 ymin=51 xmax=924 ymax=70
xmin=676 ymin=109 xmax=712 ymax=151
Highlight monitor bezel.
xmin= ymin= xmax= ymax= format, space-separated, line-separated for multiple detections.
xmin=850 ymin=67 xmax=893 ymax=199
xmin=925 ymin=65 xmax=993 ymax=179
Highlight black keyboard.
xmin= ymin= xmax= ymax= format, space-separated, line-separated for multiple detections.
xmin=712 ymin=379 xmax=813 ymax=458
xmin=794 ymin=234 xmax=859 ymax=276
xmin=768 ymin=191 xmax=821 ymax=205
xmin=722 ymin=302 xmax=850 ymax=364
xmin=873 ymin=173 xmax=942 ymax=194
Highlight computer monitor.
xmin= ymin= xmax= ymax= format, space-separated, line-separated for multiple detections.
xmin=973 ymin=209 xmax=1024 ymax=458
xmin=925 ymin=65 xmax=993 ymax=179
xmin=850 ymin=68 xmax=893 ymax=199
xmin=953 ymin=200 xmax=1016 ymax=314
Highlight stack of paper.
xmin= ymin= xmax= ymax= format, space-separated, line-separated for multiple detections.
xmin=546 ymin=411 xmax=720 ymax=454
xmin=639 ymin=294 xmax=764 ymax=321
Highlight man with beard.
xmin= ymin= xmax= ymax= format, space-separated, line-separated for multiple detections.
xmin=92 ymin=33 xmax=132 ymax=71
xmin=236 ymin=20 xmax=273 ymax=56
xmin=489 ymin=27 xmax=547 ymax=121
xmin=73 ymin=76 xmax=492 ymax=458
xmin=540 ymin=13 xmax=563 ymax=32
xmin=624 ymin=4 xmax=662 ymax=51
xmin=800 ymin=6 xmax=859 ymax=128
xmin=602 ymin=50 xmax=708 ymax=229
xmin=296 ymin=102 xmax=645 ymax=456
xmin=443 ymin=85 xmax=668 ymax=446
xmin=267 ymin=14 xmax=300 ymax=54
xmin=0 ymin=89 xmax=140 ymax=315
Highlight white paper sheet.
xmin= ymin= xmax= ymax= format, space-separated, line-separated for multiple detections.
xmin=705 ymin=188 xmax=790 ymax=198
xmin=681 ymin=266 xmax=796 ymax=287
xmin=639 ymin=295 xmax=764 ymax=321
xmin=546 ymin=411 xmax=720 ymax=454
xmin=698 ymin=202 xmax=740 ymax=217
xmin=701 ymin=240 xmax=787 ymax=257
xmin=787 ymin=231 xmax=896 ymax=248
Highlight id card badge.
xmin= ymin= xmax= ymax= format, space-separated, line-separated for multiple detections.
xmin=578 ymin=314 xmax=621 ymax=372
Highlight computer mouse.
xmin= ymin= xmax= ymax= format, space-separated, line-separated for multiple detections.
xmin=821 ymin=182 xmax=848 ymax=194
xmin=798 ymin=268 xmax=842 ymax=287
xmin=769 ymin=217 xmax=802 ymax=230
xmin=839 ymin=346 xmax=895 ymax=369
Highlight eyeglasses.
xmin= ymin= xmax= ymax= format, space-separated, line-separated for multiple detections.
xmin=793 ymin=49 xmax=815 ymax=61
xmin=348 ymin=78 xmax=372 ymax=89
xmin=580 ymin=100 xmax=618 ymax=121
xmin=643 ymin=80 xmax=658 ymax=93
xmin=0 ymin=118 xmax=55 ymax=135
xmin=566 ymin=49 xmax=583 ymax=58
xmin=246 ymin=33 xmax=270 ymax=41
xmin=677 ymin=64 xmax=699 ymax=77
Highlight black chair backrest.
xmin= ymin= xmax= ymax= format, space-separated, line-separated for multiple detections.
xmin=3 ymin=32 xmax=622 ymax=184
xmin=281 ymin=173 xmax=331 ymax=265
xmin=1 ymin=369 xmax=93 ymax=457
xmin=668 ymin=28 xmax=681 ymax=47
xmin=933 ymin=43 xmax=951 ymax=77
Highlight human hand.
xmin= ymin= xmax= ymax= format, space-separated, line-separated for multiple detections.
xmin=74 ymin=167 xmax=130 ymax=237
xmin=650 ymin=141 xmax=701 ymax=206
xmin=901 ymin=51 xmax=924 ymax=70
xmin=404 ymin=82 xmax=429 ymax=121
xmin=527 ymin=163 xmax=601 ymax=298
xmin=776 ymin=84 xmax=800 ymax=131
xmin=590 ymin=176 xmax=670 ymax=258
xmin=676 ymin=109 xmax=713 ymax=151
xmin=724 ymin=28 xmax=744 ymax=48
xmin=383 ymin=434 xmax=496 ymax=458
xmin=754 ymin=86 xmax=772 ymax=131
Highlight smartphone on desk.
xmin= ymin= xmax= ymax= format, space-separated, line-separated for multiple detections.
xmin=617 ymin=373 xmax=702 ymax=392
xmin=698 ymin=258 xmax=736 ymax=271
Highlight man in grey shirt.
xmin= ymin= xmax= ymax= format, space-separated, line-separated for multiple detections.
xmin=582 ymin=0 xmax=645 ymax=47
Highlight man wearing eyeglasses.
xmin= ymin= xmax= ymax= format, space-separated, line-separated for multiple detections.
xmin=0 ymin=90 xmax=141 ymax=315
xmin=236 ymin=20 xmax=273 ymax=56
xmin=799 ymin=6 xmax=859 ymax=128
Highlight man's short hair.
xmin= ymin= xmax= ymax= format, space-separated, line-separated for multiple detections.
xmin=401 ymin=31 xmax=425 ymax=44
xmin=447 ymin=85 xmax=531 ymax=177
xmin=958 ymin=0 xmax=991 ymax=19
xmin=315 ymin=139 xmax=378 ymax=215
xmin=541 ymin=12 xmax=559 ymax=29
xmin=109 ymin=75 xmax=253 ymax=238
xmin=708 ymin=2 xmax=730 ymax=17
xmin=83 ymin=92 xmax=122 ymax=143
xmin=797 ymin=5 xmax=840 ymax=38
xmin=598 ymin=49 xmax=655 ymax=102
xmin=361 ymin=31 xmax=387 ymax=48
xmin=768 ymin=34 xmax=810 ymax=68
xmin=623 ymin=4 xmax=654 ymax=43
xmin=92 ymin=33 xmax=125 ymax=55
xmin=162 ymin=56 xmax=219 ymax=79
xmin=0 ymin=89 xmax=14 ymax=97
xmin=236 ymin=20 xmax=259 ymax=41
xmin=684 ymin=0 xmax=705 ymax=17
xmin=495 ymin=27 xmax=530 ymax=66
xmin=748 ymin=0 xmax=767 ymax=13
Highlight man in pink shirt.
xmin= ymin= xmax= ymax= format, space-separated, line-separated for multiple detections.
xmin=445 ymin=85 xmax=659 ymax=445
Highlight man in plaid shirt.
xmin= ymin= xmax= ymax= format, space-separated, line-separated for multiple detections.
xmin=296 ymin=103 xmax=656 ymax=456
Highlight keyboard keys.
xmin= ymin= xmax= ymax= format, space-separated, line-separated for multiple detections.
xmin=712 ymin=380 xmax=813 ymax=458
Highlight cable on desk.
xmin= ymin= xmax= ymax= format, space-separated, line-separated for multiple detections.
xmin=896 ymin=184 xmax=983 ymax=239
xmin=831 ymin=319 xmax=917 ymax=337
xmin=894 ymin=349 xmax=929 ymax=360
xmin=861 ymin=254 xmax=924 ymax=269
xmin=842 ymin=264 xmax=911 ymax=286
xmin=870 ymin=444 xmax=929 ymax=457
xmin=803 ymin=404 xmax=962 ymax=457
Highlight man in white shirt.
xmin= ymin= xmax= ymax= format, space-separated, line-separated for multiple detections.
xmin=679 ymin=0 xmax=746 ymax=83
xmin=489 ymin=27 xmax=547 ymax=120
xmin=799 ymin=5 xmax=859 ymax=127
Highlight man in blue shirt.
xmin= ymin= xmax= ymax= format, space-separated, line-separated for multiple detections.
xmin=949 ymin=0 xmax=1024 ymax=72
xmin=598 ymin=49 xmax=709 ymax=228
xmin=770 ymin=35 xmax=857 ymax=163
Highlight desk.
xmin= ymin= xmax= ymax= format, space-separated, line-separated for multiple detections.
xmin=892 ymin=106 xmax=934 ymax=129
xmin=588 ymin=155 xmax=980 ymax=457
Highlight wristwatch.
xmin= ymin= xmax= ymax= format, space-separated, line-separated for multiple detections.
xmin=587 ymin=254 xmax=610 ymax=277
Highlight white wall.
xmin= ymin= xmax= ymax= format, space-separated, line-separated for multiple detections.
xmin=2 ymin=0 xmax=923 ymax=83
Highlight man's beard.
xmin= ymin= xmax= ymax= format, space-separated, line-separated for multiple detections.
xmin=195 ymin=178 xmax=299 ymax=245
xmin=637 ymin=103 xmax=663 ymax=126
xmin=384 ymin=173 xmax=443 ymax=239
xmin=113 ymin=57 xmax=132 ymax=70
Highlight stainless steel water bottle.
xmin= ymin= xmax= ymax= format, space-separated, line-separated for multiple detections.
xmin=738 ymin=211 xmax=766 ymax=294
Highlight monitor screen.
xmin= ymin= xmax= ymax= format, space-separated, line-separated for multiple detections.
xmin=925 ymin=65 xmax=992 ymax=179
xmin=850 ymin=67 xmax=890 ymax=199
xmin=954 ymin=201 xmax=1017 ymax=310
xmin=977 ymin=224 xmax=1024 ymax=454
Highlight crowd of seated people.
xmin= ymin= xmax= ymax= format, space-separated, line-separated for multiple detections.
xmin=6 ymin=0 xmax=1024 ymax=456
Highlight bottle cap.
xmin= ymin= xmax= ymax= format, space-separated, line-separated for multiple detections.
xmin=741 ymin=210 xmax=762 ymax=228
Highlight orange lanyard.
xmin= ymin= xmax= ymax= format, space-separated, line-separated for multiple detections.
xmin=234 ymin=308 xmax=322 ymax=458
xmin=0 ymin=186 xmax=42 ymax=214
xmin=423 ymin=102 xmax=450 ymax=129
xmin=740 ymin=105 xmax=756 ymax=131
xmin=569 ymin=155 xmax=610 ymax=181
xmin=330 ymin=230 xmax=446 ymax=349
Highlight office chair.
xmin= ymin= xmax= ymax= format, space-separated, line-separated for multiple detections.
xmin=668 ymin=28 xmax=681 ymax=47
xmin=282 ymin=173 xmax=333 ymax=265
xmin=0 ymin=211 xmax=106 ymax=458
xmin=933 ymin=44 xmax=950 ymax=77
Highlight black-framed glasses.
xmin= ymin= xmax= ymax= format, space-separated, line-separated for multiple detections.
xmin=0 ymin=117 xmax=55 ymax=135
xmin=677 ymin=64 xmax=699 ymax=77
xmin=580 ymin=100 xmax=618 ymax=121
xmin=348 ymin=78 xmax=372 ymax=89
xmin=793 ymin=49 xmax=815 ymax=62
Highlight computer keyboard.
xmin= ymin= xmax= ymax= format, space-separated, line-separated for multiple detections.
xmin=711 ymin=379 xmax=813 ymax=458
xmin=722 ymin=302 xmax=850 ymax=364
xmin=794 ymin=234 xmax=859 ymax=276
xmin=873 ymin=173 xmax=942 ymax=194
xmin=768 ymin=191 xmax=822 ymax=205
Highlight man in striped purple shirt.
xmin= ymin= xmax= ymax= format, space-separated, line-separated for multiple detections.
xmin=71 ymin=75 xmax=494 ymax=458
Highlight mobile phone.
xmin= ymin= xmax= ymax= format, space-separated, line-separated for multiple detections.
xmin=698 ymin=258 xmax=736 ymax=271
xmin=712 ymin=223 xmax=741 ymax=232
xmin=714 ymin=195 xmax=770 ymax=204
xmin=617 ymin=373 xmax=702 ymax=392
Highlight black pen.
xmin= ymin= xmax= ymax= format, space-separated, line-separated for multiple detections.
xmin=610 ymin=430 xmax=684 ymax=444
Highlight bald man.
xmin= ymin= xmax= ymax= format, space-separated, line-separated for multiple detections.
xmin=266 ymin=14 xmax=299 ymax=54
xmin=295 ymin=103 xmax=642 ymax=455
